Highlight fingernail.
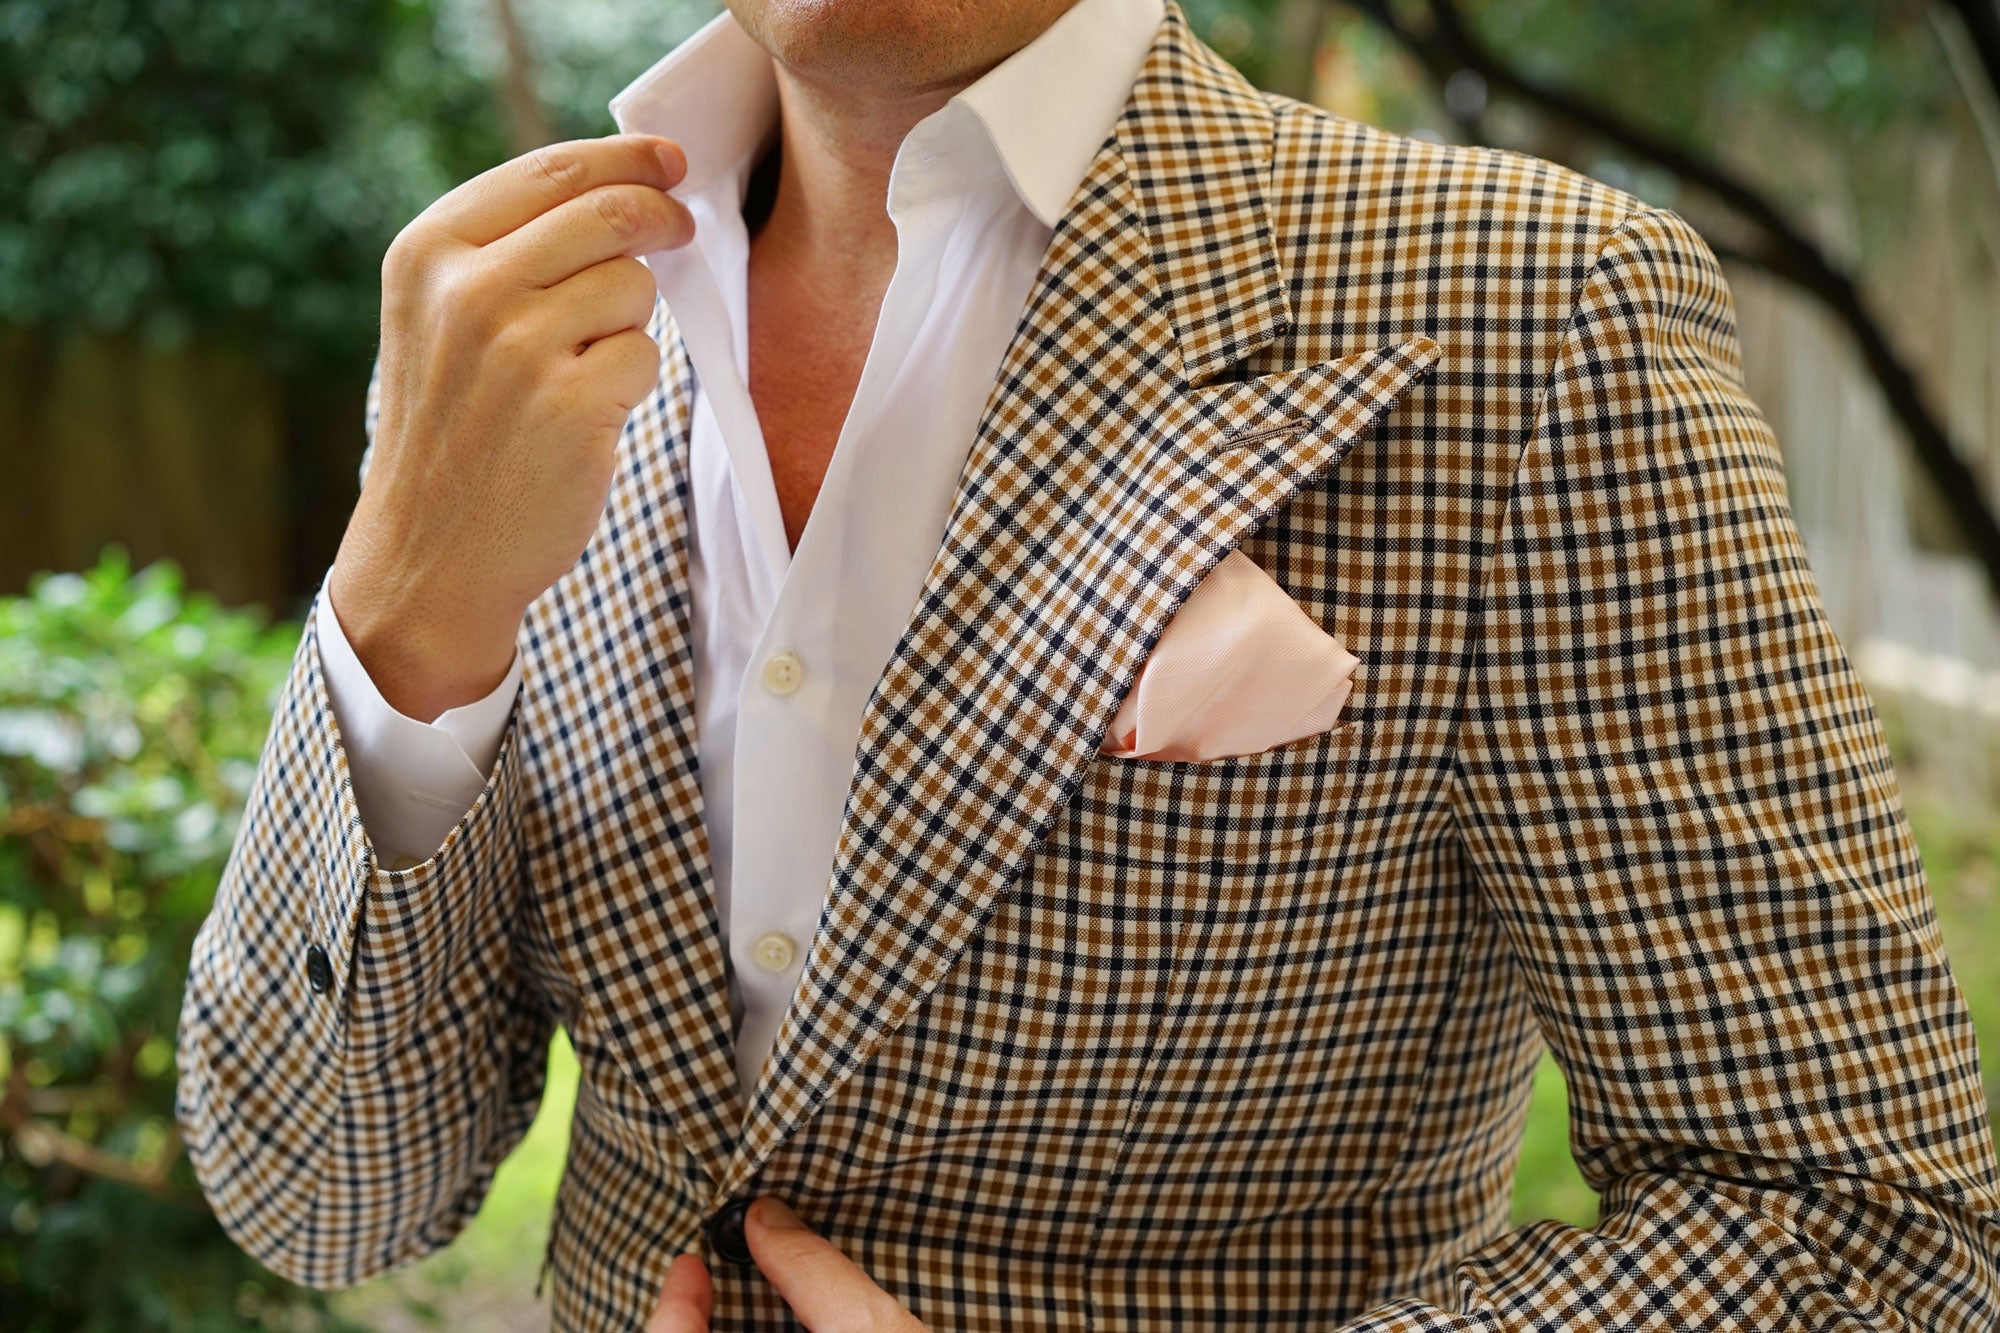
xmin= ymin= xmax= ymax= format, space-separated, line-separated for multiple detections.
xmin=752 ymin=1196 xmax=804 ymax=1230
xmin=655 ymin=139 xmax=686 ymax=182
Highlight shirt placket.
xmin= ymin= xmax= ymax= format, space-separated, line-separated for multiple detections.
xmin=723 ymin=161 xmax=973 ymax=1102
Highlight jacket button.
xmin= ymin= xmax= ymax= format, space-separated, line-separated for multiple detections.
xmin=304 ymin=944 xmax=332 ymax=994
xmin=706 ymin=1198 xmax=754 ymax=1266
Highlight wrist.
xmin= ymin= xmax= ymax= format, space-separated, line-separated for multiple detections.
xmin=327 ymin=546 xmax=522 ymax=723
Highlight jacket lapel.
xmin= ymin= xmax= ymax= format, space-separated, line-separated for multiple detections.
xmin=719 ymin=4 xmax=1441 ymax=1197
xmin=532 ymin=322 xmax=745 ymax=1189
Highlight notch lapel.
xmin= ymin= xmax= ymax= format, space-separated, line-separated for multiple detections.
xmin=719 ymin=4 xmax=1442 ymax=1197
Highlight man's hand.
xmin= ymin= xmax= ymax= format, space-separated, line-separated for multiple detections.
xmin=646 ymin=1198 xmax=929 ymax=1332
xmin=329 ymin=133 xmax=695 ymax=721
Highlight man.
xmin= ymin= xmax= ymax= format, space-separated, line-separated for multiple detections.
xmin=177 ymin=0 xmax=2000 ymax=1327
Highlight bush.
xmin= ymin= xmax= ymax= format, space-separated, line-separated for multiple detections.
xmin=0 ymin=0 xmax=508 ymax=373
xmin=0 ymin=551 xmax=352 ymax=1331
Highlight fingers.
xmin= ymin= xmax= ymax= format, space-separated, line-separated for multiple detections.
xmin=573 ymin=326 xmax=663 ymax=415
xmin=544 ymin=256 xmax=660 ymax=351
xmin=440 ymin=135 xmax=688 ymax=247
xmin=746 ymin=1198 xmax=926 ymax=1333
xmin=646 ymin=1252 xmax=714 ymax=1333
xmin=491 ymin=183 xmax=696 ymax=289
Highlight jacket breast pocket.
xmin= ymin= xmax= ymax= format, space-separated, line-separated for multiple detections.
xmin=1064 ymin=721 xmax=1368 ymax=870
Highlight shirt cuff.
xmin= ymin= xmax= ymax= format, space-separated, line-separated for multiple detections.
xmin=313 ymin=583 xmax=524 ymax=870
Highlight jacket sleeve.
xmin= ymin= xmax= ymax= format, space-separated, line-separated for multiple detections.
xmin=1352 ymin=206 xmax=2000 ymax=1330
xmin=175 ymin=357 xmax=555 ymax=1288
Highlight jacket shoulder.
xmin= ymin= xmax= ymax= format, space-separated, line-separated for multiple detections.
xmin=1261 ymin=93 xmax=1652 ymax=314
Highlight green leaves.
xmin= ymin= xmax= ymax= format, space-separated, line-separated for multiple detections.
xmin=0 ymin=550 xmax=349 ymax=1329
xmin=0 ymin=0 xmax=509 ymax=371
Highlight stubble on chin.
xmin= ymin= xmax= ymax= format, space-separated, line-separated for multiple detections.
xmin=727 ymin=0 xmax=1059 ymax=98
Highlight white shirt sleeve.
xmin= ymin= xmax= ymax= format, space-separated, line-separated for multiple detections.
xmin=313 ymin=584 xmax=524 ymax=870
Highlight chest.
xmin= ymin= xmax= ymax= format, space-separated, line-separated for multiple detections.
xmin=745 ymin=260 xmax=882 ymax=552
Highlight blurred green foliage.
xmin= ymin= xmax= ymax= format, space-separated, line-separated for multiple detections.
xmin=0 ymin=552 xmax=354 ymax=1330
xmin=1474 ymin=0 xmax=1948 ymax=131
xmin=0 ymin=0 xmax=721 ymax=381
xmin=0 ymin=0 xmax=507 ymax=372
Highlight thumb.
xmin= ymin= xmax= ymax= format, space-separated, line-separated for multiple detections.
xmin=747 ymin=1198 xmax=924 ymax=1332
xmin=645 ymin=1251 xmax=714 ymax=1333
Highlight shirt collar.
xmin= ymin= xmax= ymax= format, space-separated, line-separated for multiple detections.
xmin=608 ymin=0 xmax=1163 ymax=228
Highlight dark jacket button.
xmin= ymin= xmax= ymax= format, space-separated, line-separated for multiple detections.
xmin=706 ymin=1198 xmax=754 ymax=1266
xmin=304 ymin=944 xmax=332 ymax=994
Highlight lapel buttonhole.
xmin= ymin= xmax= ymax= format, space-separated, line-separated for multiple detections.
xmin=1217 ymin=415 xmax=1313 ymax=452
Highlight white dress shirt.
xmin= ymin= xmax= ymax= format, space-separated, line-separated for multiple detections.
xmin=316 ymin=0 xmax=1163 ymax=1109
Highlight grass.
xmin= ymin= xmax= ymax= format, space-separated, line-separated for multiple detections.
xmin=336 ymin=772 xmax=1998 ymax=1324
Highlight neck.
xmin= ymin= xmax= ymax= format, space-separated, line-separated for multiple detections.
xmin=749 ymin=66 xmax=965 ymax=296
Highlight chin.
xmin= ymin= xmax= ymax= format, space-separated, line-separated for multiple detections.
xmin=728 ymin=0 xmax=1071 ymax=95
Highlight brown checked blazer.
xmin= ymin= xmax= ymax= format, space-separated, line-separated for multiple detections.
xmin=178 ymin=4 xmax=2000 ymax=1328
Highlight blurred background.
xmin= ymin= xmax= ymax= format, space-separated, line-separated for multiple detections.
xmin=3 ymin=0 xmax=1998 ymax=1327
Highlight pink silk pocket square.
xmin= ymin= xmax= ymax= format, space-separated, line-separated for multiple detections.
xmin=1100 ymin=549 xmax=1359 ymax=762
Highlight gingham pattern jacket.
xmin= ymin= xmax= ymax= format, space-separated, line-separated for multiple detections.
xmin=178 ymin=5 xmax=2000 ymax=1328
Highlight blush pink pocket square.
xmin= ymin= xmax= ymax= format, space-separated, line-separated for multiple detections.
xmin=1100 ymin=549 xmax=1359 ymax=762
